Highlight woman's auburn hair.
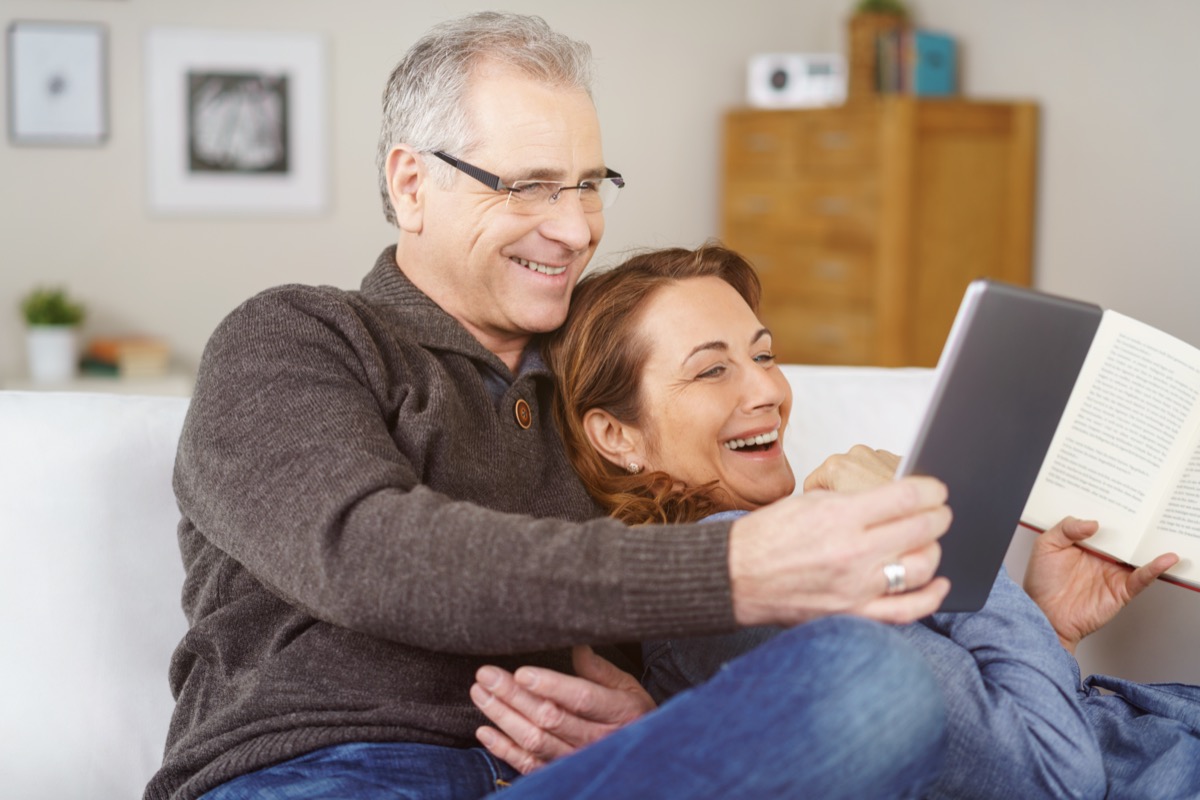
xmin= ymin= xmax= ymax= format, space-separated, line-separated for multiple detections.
xmin=544 ymin=243 xmax=763 ymax=526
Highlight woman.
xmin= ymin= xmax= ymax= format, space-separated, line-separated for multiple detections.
xmin=470 ymin=244 xmax=1200 ymax=799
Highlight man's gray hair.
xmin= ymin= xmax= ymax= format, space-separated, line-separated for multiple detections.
xmin=375 ymin=12 xmax=595 ymax=226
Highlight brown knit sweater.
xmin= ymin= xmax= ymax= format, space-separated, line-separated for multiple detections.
xmin=145 ymin=248 xmax=736 ymax=800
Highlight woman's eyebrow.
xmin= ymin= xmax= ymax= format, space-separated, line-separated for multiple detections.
xmin=683 ymin=340 xmax=728 ymax=365
xmin=682 ymin=328 xmax=771 ymax=365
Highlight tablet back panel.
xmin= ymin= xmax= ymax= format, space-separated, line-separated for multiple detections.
xmin=897 ymin=280 xmax=1103 ymax=611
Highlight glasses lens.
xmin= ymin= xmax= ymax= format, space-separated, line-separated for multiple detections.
xmin=596 ymin=178 xmax=621 ymax=210
xmin=508 ymin=181 xmax=556 ymax=209
xmin=506 ymin=179 xmax=622 ymax=212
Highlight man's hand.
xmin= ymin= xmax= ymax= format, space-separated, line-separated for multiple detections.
xmin=470 ymin=645 xmax=655 ymax=775
xmin=729 ymin=475 xmax=952 ymax=627
xmin=1024 ymin=516 xmax=1179 ymax=654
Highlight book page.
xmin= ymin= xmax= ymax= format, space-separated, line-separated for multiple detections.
xmin=1023 ymin=311 xmax=1200 ymax=564
xmin=1137 ymin=439 xmax=1200 ymax=585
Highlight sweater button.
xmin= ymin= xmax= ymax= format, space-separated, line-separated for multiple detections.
xmin=514 ymin=398 xmax=532 ymax=429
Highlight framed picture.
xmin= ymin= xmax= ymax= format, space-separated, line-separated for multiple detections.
xmin=7 ymin=21 xmax=108 ymax=145
xmin=145 ymin=28 xmax=328 ymax=215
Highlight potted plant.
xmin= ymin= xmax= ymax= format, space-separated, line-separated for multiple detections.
xmin=20 ymin=287 xmax=86 ymax=383
xmin=847 ymin=0 xmax=910 ymax=101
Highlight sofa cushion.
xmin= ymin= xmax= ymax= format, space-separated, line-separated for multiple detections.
xmin=0 ymin=391 xmax=189 ymax=800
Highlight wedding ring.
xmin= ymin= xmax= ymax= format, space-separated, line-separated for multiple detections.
xmin=883 ymin=562 xmax=908 ymax=595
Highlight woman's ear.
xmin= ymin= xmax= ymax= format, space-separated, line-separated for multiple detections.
xmin=386 ymin=145 xmax=425 ymax=233
xmin=582 ymin=409 xmax=644 ymax=472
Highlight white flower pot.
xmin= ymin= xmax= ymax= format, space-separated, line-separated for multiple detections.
xmin=26 ymin=325 xmax=80 ymax=383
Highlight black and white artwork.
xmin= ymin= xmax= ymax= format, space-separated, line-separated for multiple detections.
xmin=146 ymin=28 xmax=326 ymax=215
xmin=7 ymin=21 xmax=108 ymax=145
xmin=187 ymin=72 xmax=290 ymax=174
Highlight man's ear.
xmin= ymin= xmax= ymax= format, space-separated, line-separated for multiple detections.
xmin=386 ymin=145 xmax=425 ymax=233
xmin=582 ymin=409 xmax=645 ymax=471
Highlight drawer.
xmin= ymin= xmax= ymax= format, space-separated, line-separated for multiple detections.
xmin=724 ymin=110 xmax=880 ymax=179
xmin=798 ymin=113 xmax=879 ymax=175
xmin=740 ymin=243 xmax=875 ymax=304
xmin=724 ymin=113 xmax=802 ymax=178
xmin=760 ymin=304 xmax=876 ymax=365
xmin=724 ymin=179 xmax=879 ymax=240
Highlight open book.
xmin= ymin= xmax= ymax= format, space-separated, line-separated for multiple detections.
xmin=1022 ymin=310 xmax=1200 ymax=590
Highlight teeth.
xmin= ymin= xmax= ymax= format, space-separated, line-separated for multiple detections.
xmin=725 ymin=429 xmax=780 ymax=451
xmin=513 ymin=257 xmax=567 ymax=276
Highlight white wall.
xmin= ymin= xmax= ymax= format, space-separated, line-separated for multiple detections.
xmin=911 ymin=0 xmax=1200 ymax=344
xmin=4 ymin=1 xmax=1198 ymax=377
xmin=0 ymin=0 xmax=834 ymax=377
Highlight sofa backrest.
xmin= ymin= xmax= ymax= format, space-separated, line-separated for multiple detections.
xmin=4 ymin=365 xmax=1199 ymax=799
xmin=0 ymin=366 xmax=935 ymax=799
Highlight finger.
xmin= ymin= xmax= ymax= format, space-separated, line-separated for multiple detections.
xmin=476 ymin=725 xmax=543 ymax=776
xmin=875 ymin=449 xmax=902 ymax=470
xmin=479 ymin=665 xmax=562 ymax=723
xmin=1125 ymin=552 xmax=1180 ymax=599
xmin=570 ymin=645 xmax=642 ymax=693
xmin=1052 ymin=517 xmax=1100 ymax=544
xmin=511 ymin=663 xmax=605 ymax=719
xmin=470 ymin=678 xmax=573 ymax=761
xmin=486 ymin=663 xmax=627 ymax=746
xmin=801 ymin=446 xmax=900 ymax=494
xmin=516 ymin=647 xmax=648 ymax=719
xmin=864 ymin=503 xmax=953 ymax=563
xmin=570 ymin=645 xmax=626 ymax=690
xmin=878 ymin=541 xmax=941 ymax=596
xmin=847 ymin=476 xmax=949 ymax=527
xmin=857 ymin=577 xmax=952 ymax=624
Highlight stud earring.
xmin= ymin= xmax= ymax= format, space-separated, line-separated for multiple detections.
xmin=627 ymin=462 xmax=642 ymax=475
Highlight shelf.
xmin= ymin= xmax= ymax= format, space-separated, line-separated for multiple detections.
xmin=2 ymin=373 xmax=194 ymax=397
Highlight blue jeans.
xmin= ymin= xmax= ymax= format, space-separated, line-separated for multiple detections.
xmin=201 ymin=616 xmax=946 ymax=799
xmin=645 ymin=569 xmax=1108 ymax=799
xmin=1082 ymin=675 xmax=1200 ymax=799
xmin=646 ymin=567 xmax=1200 ymax=799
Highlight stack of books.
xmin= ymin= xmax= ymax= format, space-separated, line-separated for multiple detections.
xmin=876 ymin=28 xmax=958 ymax=96
xmin=81 ymin=336 xmax=171 ymax=378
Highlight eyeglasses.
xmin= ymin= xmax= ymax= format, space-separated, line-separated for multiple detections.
xmin=431 ymin=151 xmax=624 ymax=213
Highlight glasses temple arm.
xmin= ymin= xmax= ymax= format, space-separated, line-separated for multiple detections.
xmin=432 ymin=151 xmax=507 ymax=191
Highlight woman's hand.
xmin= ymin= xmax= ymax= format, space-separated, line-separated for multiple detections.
xmin=803 ymin=445 xmax=901 ymax=494
xmin=1023 ymin=516 xmax=1179 ymax=654
xmin=470 ymin=645 xmax=656 ymax=775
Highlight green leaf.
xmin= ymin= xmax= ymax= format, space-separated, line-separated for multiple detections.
xmin=20 ymin=287 xmax=86 ymax=326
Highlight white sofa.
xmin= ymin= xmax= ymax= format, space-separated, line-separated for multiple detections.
xmin=4 ymin=365 xmax=1199 ymax=800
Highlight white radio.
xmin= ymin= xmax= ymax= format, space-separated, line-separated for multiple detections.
xmin=747 ymin=53 xmax=846 ymax=108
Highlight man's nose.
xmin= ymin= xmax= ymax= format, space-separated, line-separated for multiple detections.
xmin=539 ymin=191 xmax=598 ymax=252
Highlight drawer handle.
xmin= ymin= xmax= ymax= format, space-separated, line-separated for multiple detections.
xmin=811 ymin=325 xmax=847 ymax=345
xmin=746 ymin=133 xmax=778 ymax=153
xmin=813 ymin=260 xmax=847 ymax=281
xmin=741 ymin=195 xmax=774 ymax=215
xmin=818 ymin=131 xmax=852 ymax=150
xmin=817 ymin=196 xmax=850 ymax=216
xmin=749 ymin=255 xmax=774 ymax=273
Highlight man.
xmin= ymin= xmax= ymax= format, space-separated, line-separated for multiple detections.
xmin=147 ymin=13 xmax=951 ymax=800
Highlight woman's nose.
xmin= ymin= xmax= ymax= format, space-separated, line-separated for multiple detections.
xmin=741 ymin=363 xmax=786 ymax=411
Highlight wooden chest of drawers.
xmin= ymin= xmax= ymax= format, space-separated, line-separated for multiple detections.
xmin=721 ymin=99 xmax=1038 ymax=366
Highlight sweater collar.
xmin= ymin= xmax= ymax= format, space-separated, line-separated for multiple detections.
xmin=361 ymin=246 xmax=552 ymax=385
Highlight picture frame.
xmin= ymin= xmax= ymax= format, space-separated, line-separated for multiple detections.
xmin=145 ymin=28 xmax=328 ymax=215
xmin=7 ymin=21 xmax=108 ymax=146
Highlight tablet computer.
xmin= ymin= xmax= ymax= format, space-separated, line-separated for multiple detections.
xmin=896 ymin=280 xmax=1102 ymax=611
